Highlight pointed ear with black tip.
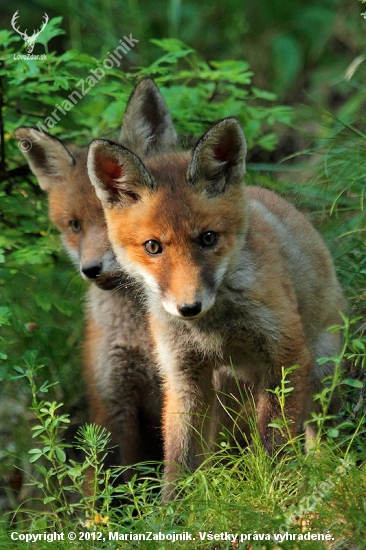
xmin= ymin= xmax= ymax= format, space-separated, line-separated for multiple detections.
xmin=87 ymin=139 xmax=155 ymax=208
xmin=14 ymin=127 xmax=75 ymax=191
xmin=188 ymin=117 xmax=247 ymax=196
xmin=119 ymin=78 xmax=177 ymax=156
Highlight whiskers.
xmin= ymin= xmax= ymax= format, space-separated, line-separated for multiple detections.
xmin=113 ymin=269 xmax=147 ymax=306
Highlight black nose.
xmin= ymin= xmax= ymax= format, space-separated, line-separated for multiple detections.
xmin=81 ymin=260 xmax=102 ymax=279
xmin=177 ymin=301 xmax=202 ymax=318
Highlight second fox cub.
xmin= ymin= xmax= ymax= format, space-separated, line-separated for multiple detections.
xmin=88 ymin=107 xmax=347 ymax=497
xmin=15 ymin=80 xmax=179 ymax=479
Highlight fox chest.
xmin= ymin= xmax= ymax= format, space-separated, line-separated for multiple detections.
xmin=179 ymin=322 xmax=274 ymax=379
xmin=156 ymin=303 xmax=279 ymax=380
xmin=221 ymin=329 xmax=272 ymax=381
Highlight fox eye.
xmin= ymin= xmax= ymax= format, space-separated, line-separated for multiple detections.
xmin=144 ymin=239 xmax=163 ymax=255
xmin=69 ymin=220 xmax=82 ymax=233
xmin=199 ymin=231 xmax=218 ymax=248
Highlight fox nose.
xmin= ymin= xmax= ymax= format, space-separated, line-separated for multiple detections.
xmin=81 ymin=260 xmax=102 ymax=279
xmin=177 ymin=301 xmax=202 ymax=318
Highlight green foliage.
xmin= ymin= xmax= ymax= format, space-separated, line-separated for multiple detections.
xmin=4 ymin=0 xmax=360 ymax=105
xmin=9 ymin=353 xmax=122 ymax=522
xmin=300 ymin=112 xmax=366 ymax=313
xmin=1 ymin=23 xmax=293 ymax=146
xmin=137 ymin=39 xmax=293 ymax=149
xmin=1 ymin=339 xmax=365 ymax=549
xmin=0 ymin=12 xmax=365 ymax=550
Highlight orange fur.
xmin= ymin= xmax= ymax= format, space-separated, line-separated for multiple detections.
xmin=83 ymin=315 xmax=108 ymax=426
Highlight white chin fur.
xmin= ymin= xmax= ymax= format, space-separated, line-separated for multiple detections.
xmin=162 ymin=294 xmax=216 ymax=320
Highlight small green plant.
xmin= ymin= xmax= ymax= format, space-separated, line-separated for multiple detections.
xmin=8 ymin=352 xmax=120 ymax=525
xmin=267 ymin=365 xmax=302 ymax=454
xmin=310 ymin=316 xmax=365 ymax=453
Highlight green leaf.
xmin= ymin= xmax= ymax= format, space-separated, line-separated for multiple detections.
xmin=32 ymin=517 xmax=47 ymax=531
xmin=29 ymin=451 xmax=43 ymax=463
xmin=317 ymin=356 xmax=334 ymax=365
xmin=55 ymin=447 xmax=66 ymax=462
xmin=0 ymin=30 xmax=21 ymax=48
xmin=336 ymin=421 xmax=355 ymax=430
xmin=0 ymin=307 xmax=11 ymax=325
xmin=251 ymin=87 xmax=277 ymax=101
xmin=342 ymin=378 xmax=364 ymax=388
xmin=67 ymin=467 xmax=82 ymax=477
xmin=32 ymin=428 xmax=45 ymax=438
xmin=43 ymin=496 xmax=56 ymax=504
xmin=150 ymin=38 xmax=193 ymax=54
xmin=13 ymin=366 xmax=24 ymax=374
xmin=351 ymin=339 xmax=365 ymax=350
xmin=35 ymin=17 xmax=66 ymax=46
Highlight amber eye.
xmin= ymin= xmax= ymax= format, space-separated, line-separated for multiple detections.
xmin=69 ymin=220 xmax=82 ymax=233
xmin=199 ymin=231 xmax=218 ymax=248
xmin=144 ymin=239 xmax=163 ymax=255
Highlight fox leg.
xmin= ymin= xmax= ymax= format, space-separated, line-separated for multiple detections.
xmin=85 ymin=354 xmax=147 ymax=481
xmin=102 ymin=346 xmax=162 ymax=480
xmin=256 ymin=325 xmax=313 ymax=453
xmin=85 ymin=326 xmax=162 ymax=480
xmin=161 ymin=355 xmax=216 ymax=500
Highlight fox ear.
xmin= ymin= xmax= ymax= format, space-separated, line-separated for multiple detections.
xmin=14 ymin=127 xmax=75 ymax=191
xmin=188 ymin=117 xmax=247 ymax=195
xmin=87 ymin=139 xmax=155 ymax=207
xmin=119 ymin=78 xmax=177 ymax=156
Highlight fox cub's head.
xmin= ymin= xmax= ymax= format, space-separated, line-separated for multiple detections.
xmin=88 ymin=117 xmax=247 ymax=319
xmin=14 ymin=130 xmax=119 ymax=289
xmin=15 ymin=79 xmax=177 ymax=290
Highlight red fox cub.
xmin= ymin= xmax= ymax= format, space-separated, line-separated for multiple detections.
xmin=15 ymin=79 xmax=178 ymax=479
xmin=87 ymin=112 xmax=347 ymax=497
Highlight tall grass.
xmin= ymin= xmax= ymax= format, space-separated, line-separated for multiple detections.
xmin=1 ymin=330 xmax=365 ymax=549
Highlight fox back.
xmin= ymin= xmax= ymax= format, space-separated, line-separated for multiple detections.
xmin=88 ymin=113 xmax=347 ymax=498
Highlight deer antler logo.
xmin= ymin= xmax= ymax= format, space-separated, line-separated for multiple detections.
xmin=11 ymin=11 xmax=49 ymax=54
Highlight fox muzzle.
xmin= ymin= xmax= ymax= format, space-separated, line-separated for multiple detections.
xmin=177 ymin=301 xmax=202 ymax=318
